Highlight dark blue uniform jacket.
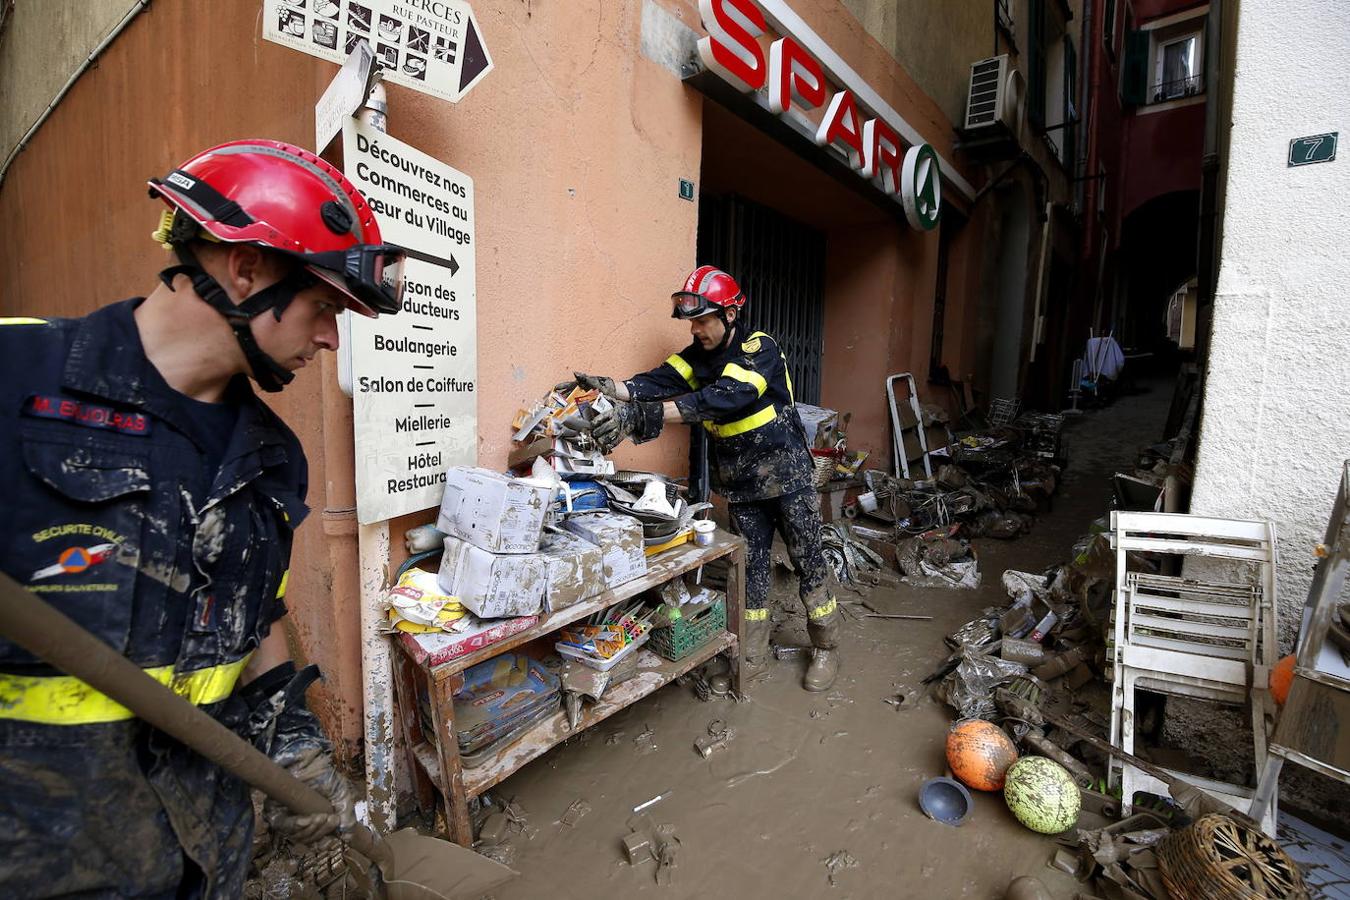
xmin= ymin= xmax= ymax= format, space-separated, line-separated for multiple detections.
xmin=626 ymin=323 xmax=813 ymax=503
xmin=0 ymin=300 xmax=308 ymax=897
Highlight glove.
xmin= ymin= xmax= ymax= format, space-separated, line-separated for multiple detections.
xmin=592 ymin=399 xmax=663 ymax=452
xmin=555 ymin=372 xmax=619 ymax=398
xmin=242 ymin=663 xmax=357 ymax=846
xmin=267 ymin=746 xmax=357 ymax=846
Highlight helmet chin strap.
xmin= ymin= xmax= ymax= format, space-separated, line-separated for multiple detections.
xmin=159 ymin=246 xmax=311 ymax=393
xmin=718 ymin=312 xmax=738 ymax=350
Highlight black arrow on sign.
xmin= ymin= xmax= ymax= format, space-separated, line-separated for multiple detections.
xmin=459 ymin=15 xmax=490 ymax=93
xmin=405 ymin=248 xmax=462 ymax=277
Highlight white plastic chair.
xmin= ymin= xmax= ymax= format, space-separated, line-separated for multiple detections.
xmin=1108 ymin=511 xmax=1279 ymax=835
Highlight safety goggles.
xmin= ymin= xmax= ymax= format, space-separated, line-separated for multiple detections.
xmin=671 ymin=291 xmax=717 ymax=319
xmin=300 ymin=244 xmax=407 ymax=316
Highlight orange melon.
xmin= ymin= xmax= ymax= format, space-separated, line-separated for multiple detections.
xmin=946 ymin=718 xmax=1019 ymax=791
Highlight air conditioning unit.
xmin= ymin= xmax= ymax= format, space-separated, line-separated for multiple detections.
xmin=964 ymin=55 xmax=1025 ymax=137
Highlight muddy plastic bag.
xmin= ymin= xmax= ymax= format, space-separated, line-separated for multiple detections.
xmin=935 ymin=647 xmax=1028 ymax=719
xmin=1001 ymin=569 xmax=1050 ymax=607
xmin=944 ymin=609 xmax=1001 ymax=650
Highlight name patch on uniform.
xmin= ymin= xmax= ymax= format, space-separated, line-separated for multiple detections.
xmin=741 ymin=337 xmax=762 ymax=353
xmin=23 ymin=394 xmax=151 ymax=436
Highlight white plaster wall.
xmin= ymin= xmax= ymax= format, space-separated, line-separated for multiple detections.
xmin=1190 ymin=0 xmax=1350 ymax=648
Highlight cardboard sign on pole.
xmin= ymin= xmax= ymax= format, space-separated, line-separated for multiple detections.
xmin=342 ymin=118 xmax=477 ymax=524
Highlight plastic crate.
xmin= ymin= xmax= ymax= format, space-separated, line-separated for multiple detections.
xmin=650 ymin=596 xmax=726 ymax=661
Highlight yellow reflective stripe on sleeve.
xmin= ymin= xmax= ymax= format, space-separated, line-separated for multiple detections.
xmin=745 ymin=608 xmax=769 ymax=621
xmin=666 ymin=354 xmax=699 ymax=389
xmin=722 ymin=362 xmax=767 ymax=397
xmin=0 ymin=317 xmax=47 ymax=325
xmin=0 ymin=656 xmax=252 ymax=726
xmin=275 ymin=569 xmax=290 ymax=600
xmin=704 ymin=403 xmax=777 ymax=439
xmin=808 ymin=596 xmax=837 ymax=620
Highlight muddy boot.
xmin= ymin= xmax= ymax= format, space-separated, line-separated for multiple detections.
xmin=741 ymin=615 xmax=771 ymax=678
xmin=804 ymin=611 xmax=841 ymax=692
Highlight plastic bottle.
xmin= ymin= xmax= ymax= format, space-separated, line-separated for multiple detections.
xmin=1029 ymin=610 xmax=1059 ymax=642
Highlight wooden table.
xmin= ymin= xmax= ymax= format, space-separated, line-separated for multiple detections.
xmin=391 ymin=530 xmax=746 ymax=845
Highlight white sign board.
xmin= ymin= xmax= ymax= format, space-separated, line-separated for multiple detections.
xmin=343 ymin=118 xmax=477 ymax=524
xmin=264 ymin=0 xmax=493 ymax=104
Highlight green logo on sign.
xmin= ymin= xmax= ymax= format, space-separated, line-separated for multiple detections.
xmin=901 ymin=144 xmax=942 ymax=231
xmin=1288 ymin=133 xmax=1338 ymax=167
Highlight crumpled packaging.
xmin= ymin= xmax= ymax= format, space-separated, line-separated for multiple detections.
xmin=935 ymin=646 xmax=1028 ymax=719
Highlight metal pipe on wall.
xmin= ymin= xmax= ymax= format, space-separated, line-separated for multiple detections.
xmin=0 ymin=0 xmax=150 ymax=186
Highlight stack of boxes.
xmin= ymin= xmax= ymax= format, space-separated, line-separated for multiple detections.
xmin=435 ymin=467 xmax=648 ymax=618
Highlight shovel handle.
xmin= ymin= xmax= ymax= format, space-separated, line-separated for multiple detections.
xmin=0 ymin=573 xmax=392 ymax=869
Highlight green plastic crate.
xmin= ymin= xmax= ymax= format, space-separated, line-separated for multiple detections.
xmin=650 ymin=596 xmax=726 ymax=661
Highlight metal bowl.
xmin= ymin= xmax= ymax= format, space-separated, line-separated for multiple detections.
xmin=918 ymin=776 xmax=973 ymax=827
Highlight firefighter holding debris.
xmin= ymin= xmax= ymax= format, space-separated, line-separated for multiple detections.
xmin=0 ymin=141 xmax=405 ymax=896
xmin=576 ymin=266 xmax=841 ymax=691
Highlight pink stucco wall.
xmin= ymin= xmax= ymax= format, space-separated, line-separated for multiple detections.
xmin=0 ymin=0 xmax=983 ymax=759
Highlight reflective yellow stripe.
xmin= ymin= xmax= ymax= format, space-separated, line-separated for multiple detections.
xmin=749 ymin=331 xmax=795 ymax=402
xmin=0 ymin=656 xmax=252 ymax=725
xmin=704 ymin=404 xmax=777 ymax=438
xmin=745 ymin=608 xmax=769 ymax=621
xmin=0 ymin=317 xmax=46 ymax=325
xmin=275 ymin=569 xmax=290 ymax=600
xmin=722 ymin=362 xmax=767 ymax=397
xmin=666 ymin=354 xmax=699 ymax=389
xmin=808 ymin=596 xmax=837 ymax=620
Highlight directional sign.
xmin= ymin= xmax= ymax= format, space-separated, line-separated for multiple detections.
xmin=342 ymin=119 xmax=477 ymax=524
xmin=265 ymin=0 xmax=493 ymax=104
xmin=315 ymin=41 xmax=378 ymax=152
xmin=901 ymin=144 xmax=942 ymax=231
xmin=1288 ymin=132 xmax=1338 ymax=168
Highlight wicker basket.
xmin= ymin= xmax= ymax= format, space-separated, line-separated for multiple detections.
xmin=809 ymin=450 xmax=838 ymax=489
xmin=1157 ymin=814 xmax=1308 ymax=899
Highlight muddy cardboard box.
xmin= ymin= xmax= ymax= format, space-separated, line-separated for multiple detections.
xmin=539 ymin=528 xmax=605 ymax=613
xmin=436 ymin=466 xmax=553 ymax=554
xmin=437 ymin=535 xmax=547 ymax=618
xmin=561 ymin=512 xmax=646 ymax=588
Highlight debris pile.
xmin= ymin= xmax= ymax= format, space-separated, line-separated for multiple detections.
xmin=508 ymin=384 xmax=615 ymax=476
xmin=842 ymin=412 xmax=1069 ymax=587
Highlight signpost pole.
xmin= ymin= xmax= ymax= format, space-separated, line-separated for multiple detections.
xmin=355 ymin=81 xmax=399 ymax=833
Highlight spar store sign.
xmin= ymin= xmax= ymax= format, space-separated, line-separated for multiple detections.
xmin=699 ymin=0 xmax=944 ymax=230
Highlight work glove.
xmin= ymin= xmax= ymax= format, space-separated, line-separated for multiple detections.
xmin=554 ymin=372 xmax=619 ymax=399
xmin=592 ymin=399 xmax=663 ymax=452
xmin=267 ymin=745 xmax=357 ymax=846
xmin=242 ymin=663 xmax=357 ymax=846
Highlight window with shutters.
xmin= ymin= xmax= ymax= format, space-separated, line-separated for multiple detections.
xmin=1122 ymin=14 xmax=1207 ymax=107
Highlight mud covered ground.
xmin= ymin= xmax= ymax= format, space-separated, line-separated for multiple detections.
xmin=478 ymin=384 xmax=1182 ymax=899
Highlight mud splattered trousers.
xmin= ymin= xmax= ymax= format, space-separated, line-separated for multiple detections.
xmin=728 ymin=488 xmax=839 ymax=645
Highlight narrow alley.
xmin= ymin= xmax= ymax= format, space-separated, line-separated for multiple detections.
xmin=477 ymin=381 xmax=1171 ymax=897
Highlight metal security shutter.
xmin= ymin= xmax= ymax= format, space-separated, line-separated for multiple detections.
xmin=696 ymin=194 xmax=826 ymax=404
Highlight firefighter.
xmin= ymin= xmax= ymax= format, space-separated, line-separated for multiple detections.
xmin=578 ymin=266 xmax=841 ymax=692
xmin=0 ymin=140 xmax=406 ymax=896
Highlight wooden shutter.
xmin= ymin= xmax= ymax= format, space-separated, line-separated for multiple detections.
xmin=1028 ymin=0 xmax=1047 ymax=127
xmin=1121 ymin=29 xmax=1150 ymax=106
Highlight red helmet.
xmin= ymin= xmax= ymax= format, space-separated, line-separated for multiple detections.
xmin=148 ymin=140 xmax=404 ymax=317
xmin=671 ymin=265 xmax=746 ymax=319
